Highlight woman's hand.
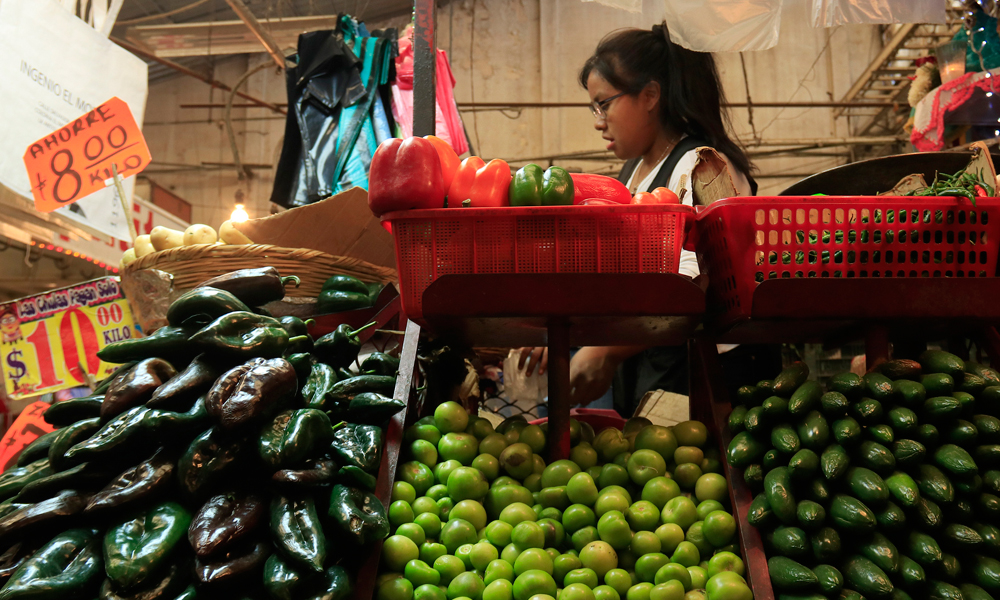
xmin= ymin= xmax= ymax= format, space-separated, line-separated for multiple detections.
xmin=517 ymin=347 xmax=548 ymax=376
xmin=569 ymin=346 xmax=618 ymax=406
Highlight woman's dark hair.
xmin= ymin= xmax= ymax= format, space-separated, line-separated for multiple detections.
xmin=579 ymin=22 xmax=753 ymax=176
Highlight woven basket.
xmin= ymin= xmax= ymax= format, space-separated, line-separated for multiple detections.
xmin=120 ymin=243 xmax=397 ymax=331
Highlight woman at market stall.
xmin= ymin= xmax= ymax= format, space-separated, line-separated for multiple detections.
xmin=521 ymin=22 xmax=775 ymax=413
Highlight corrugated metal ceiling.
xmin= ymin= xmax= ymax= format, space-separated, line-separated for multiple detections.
xmin=114 ymin=0 xmax=412 ymax=83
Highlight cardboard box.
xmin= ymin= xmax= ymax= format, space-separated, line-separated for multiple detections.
xmin=234 ymin=187 xmax=396 ymax=270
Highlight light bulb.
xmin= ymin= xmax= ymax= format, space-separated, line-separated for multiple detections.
xmin=230 ymin=203 xmax=249 ymax=223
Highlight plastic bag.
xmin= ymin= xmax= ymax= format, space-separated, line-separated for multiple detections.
xmin=662 ymin=0 xmax=782 ymax=52
xmin=811 ymin=0 xmax=945 ymax=27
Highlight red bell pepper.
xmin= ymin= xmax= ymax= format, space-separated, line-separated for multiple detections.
xmin=632 ymin=187 xmax=680 ymax=205
xmin=570 ymin=173 xmax=632 ymax=205
xmin=425 ymin=135 xmax=460 ymax=191
xmin=368 ymin=137 xmax=445 ymax=217
xmin=449 ymin=157 xmax=512 ymax=207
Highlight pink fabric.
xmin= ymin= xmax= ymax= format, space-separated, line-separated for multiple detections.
xmin=392 ymin=33 xmax=469 ymax=155
xmin=911 ymin=68 xmax=1000 ymax=151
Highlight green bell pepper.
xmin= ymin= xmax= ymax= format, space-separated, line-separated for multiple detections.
xmin=315 ymin=291 xmax=372 ymax=314
xmin=509 ymin=164 xmax=574 ymax=206
xmin=304 ymin=566 xmax=353 ymax=600
xmin=263 ymin=554 xmax=301 ymax=600
xmin=189 ymin=312 xmax=296 ymax=361
xmin=15 ymin=430 xmax=61 ymax=468
xmin=301 ymin=363 xmax=338 ymax=410
xmin=313 ymin=323 xmax=376 ymax=369
xmin=330 ymin=424 xmax=383 ymax=472
xmin=270 ymin=494 xmax=326 ymax=573
xmin=166 ymin=287 xmax=249 ymax=328
xmin=0 ymin=529 xmax=102 ymax=600
xmin=103 ymin=501 xmax=191 ymax=589
xmin=96 ymin=326 xmax=195 ymax=366
xmin=322 ymin=275 xmax=369 ymax=295
xmin=259 ymin=410 xmax=334 ymax=470
xmin=42 ymin=395 xmax=102 ymax=427
xmin=48 ymin=417 xmax=101 ymax=471
xmin=0 ymin=459 xmax=53 ymax=502
xmin=327 ymin=484 xmax=389 ymax=546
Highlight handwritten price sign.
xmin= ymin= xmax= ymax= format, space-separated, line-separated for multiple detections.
xmin=0 ymin=277 xmax=138 ymax=400
xmin=22 ymin=97 xmax=151 ymax=212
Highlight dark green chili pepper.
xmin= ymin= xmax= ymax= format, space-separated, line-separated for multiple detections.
xmin=15 ymin=430 xmax=61 ymax=468
xmin=104 ymin=502 xmax=192 ymax=589
xmin=338 ymin=466 xmax=376 ymax=491
xmin=321 ymin=275 xmax=369 ymax=295
xmin=187 ymin=492 xmax=267 ymax=558
xmin=0 ymin=490 xmax=89 ymax=544
xmin=96 ymin=326 xmax=195 ymax=366
xmin=313 ymin=322 xmax=377 ymax=369
xmin=0 ymin=460 xmax=53 ymax=502
xmin=263 ymin=554 xmax=302 ymax=600
xmin=315 ymin=291 xmax=372 ymax=314
xmin=48 ymin=417 xmax=101 ymax=471
xmin=42 ymin=396 xmax=103 ymax=427
xmin=939 ymin=187 xmax=977 ymax=205
xmin=205 ymin=358 xmax=297 ymax=431
xmin=343 ymin=392 xmax=405 ymax=425
xmin=0 ymin=542 xmax=31 ymax=583
xmin=167 ymin=287 xmax=250 ymax=328
xmin=85 ymin=449 xmax=175 ymax=514
xmin=93 ymin=362 xmax=137 ymax=396
xmin=197 ymin=267 xmax=299 ymax=308
xmin=189 ymin=312 xmax=292 ymax=361
xmin=14 ymin=462 xmax=114 ymax=504
xmin=99 ymin=560 xmax=191 ymax=600
xmin=286 ymin=354 xmax=315 ymax=382
xmin=327 ymin=375 xmax=396 ymax=402
xmin=0 ymin=529 xmax=102 ymax=600
xmin=327 ymin=484 xmax=389 ymax=546
xmin=102 ymin=359 xmax=177 ymax=422
xmin=147 ymin=354 xmax=222 ymax=411
xmin=194 ymin=540 xmax=270 ymax=585
xmin=271 ymin=459 xmax=337 ymax=488
xmin=360 ymin=353 xmax=400 ymax=376
xmin=177 ymin=428 xmax=249 ymax=498
xmin=300 ymin=364 xmax=338 ymax=410
xmin=66 ymin=407 xmax=150 ymax=463
xmin=270 ymin=494 xmax=325 ymax=573
xmin=141 ymin=396 xmax=210 ymax=436
xmin=259 ymin=410 xmax=334 ymax=470
xmin=278 ymin=316 xmax=312 ymax=338
xmin=330 ymin=425 xmax=383 ymax=473
xmin=304 ymin=565 xmax=353 ymax=600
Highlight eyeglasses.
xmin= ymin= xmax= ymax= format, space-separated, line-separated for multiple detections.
xmin=589 ymin=91 xmax=627 ymax=120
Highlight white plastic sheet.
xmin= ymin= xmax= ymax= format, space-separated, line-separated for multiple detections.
xmin=811 ymin=0 xmax=946 ymax=27
xmin=579 ymin=0 xmax=643 ymax=12
xmin=662 ymin=0 xmax=782 ymax=52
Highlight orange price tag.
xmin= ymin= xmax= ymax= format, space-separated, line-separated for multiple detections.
xmin=0 ymin=401 xmax=55 ymax=473
xmin=22 ymin=97 xmax=151 ymax=213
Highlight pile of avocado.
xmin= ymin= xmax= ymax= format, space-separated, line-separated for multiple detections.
xmin=727 ymin=351 xmax=1000 ymax=600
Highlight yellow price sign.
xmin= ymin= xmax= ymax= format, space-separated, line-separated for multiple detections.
xmin=0 ymin=277 xmax=138 ymax=399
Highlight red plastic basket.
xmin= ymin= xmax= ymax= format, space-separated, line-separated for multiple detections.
xmin=692 ymin=196 xmax=1000 ymax=326
xmin=384 ymin=204 xmax=695 ymax=319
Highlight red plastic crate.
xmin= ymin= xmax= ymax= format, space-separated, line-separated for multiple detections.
xmin=692 ymin=196 xmax=1000 ymax=326
xmin=383 ymin=204 xmax=695 ymax=319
